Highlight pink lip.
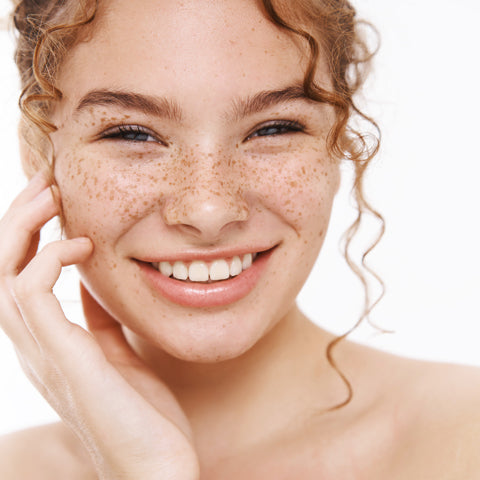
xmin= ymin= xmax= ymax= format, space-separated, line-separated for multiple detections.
xmin=136 ymin=248 xmax=274 ymax=308
xmin=136 ymin=244 xmax=275 ymax=263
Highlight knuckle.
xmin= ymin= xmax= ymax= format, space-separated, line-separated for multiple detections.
xmin=2 ymin=200 xmax=52 ymax=238
xmin=37 ymin=241 xmax=64 ymax=266
xmin=2 ymin=205 xmax=33 ymax=232
xmin=30 ymin=241 xmax=61 ymax=267
xmin=10 ymin=268 xmax=45 ymax=303
xmin=39 ymin=241 xmax=60 ymax=255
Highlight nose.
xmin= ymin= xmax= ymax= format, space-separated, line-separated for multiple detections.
xmin=161 ymin=163 xmax=250 ymax=241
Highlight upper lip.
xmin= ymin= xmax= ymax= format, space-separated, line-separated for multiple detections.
xmin=133 ymin=243 xmax=279 ymax=263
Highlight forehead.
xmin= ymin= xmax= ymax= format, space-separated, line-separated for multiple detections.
xmin=57 ymin=0 xmax=322 ymax=107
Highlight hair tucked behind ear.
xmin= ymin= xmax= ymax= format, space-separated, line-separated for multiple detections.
xmin=11 ymin=0 xmax=386 ymax=411
xmin=260 ymin=0 xmax=386 ymax=410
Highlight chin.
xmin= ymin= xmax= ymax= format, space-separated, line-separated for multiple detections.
xmin=123 ymin=304 xmax=279 ymax=364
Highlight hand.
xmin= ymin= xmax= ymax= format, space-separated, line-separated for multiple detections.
xmin=0 ymin=174 xmax=199 ymax=480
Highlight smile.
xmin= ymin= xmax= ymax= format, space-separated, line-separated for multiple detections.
xmin=151 ymin=253 xmax=258 ymax=283
xmin=137 ymin=247 xmax=276 ymax=308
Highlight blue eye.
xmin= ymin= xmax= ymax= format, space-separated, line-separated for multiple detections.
xmin=248 ymin=120 xmax=304 ymax=140
xmin=101 ymin=125 xmax=159 ymax=143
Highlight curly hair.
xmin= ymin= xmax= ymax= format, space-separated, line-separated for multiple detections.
xmin=10 ymin=0 xmax=385 ymax=410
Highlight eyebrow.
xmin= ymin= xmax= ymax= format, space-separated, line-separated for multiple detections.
xmin=229 ymin=83 xmax=312 ymax=121
xmin=74 ymin=83 xmax=314 ymax=123
xmin=74 ymin=90 xmax=183 ymax=122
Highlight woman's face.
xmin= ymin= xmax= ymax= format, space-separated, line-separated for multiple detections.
xmin=51 ymin=0 xmax=340 ymax=362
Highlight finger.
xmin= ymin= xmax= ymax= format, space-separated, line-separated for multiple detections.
xmin=0 ymin=179 xmax=52 ymax=351
xmin=0 ymin=186 xmax=60 ymax=274
xmin=19 ymin=231 xmax=40 ymax=272
xmin=80 ymin=283 xmax=140 ymax=364
xmin=80 ymin=284 xmax=192 ymax=438
xmin=7 ymin=172 xmax=50 ymax=209
xmin=11 ymin=237 xmax=93 ymax=351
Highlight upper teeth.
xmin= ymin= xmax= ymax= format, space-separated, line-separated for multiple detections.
xmin=152 ymin=253 xmax=257 ymax=282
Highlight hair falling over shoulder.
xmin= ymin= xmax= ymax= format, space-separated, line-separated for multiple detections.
xmin=10 ymin=0 xmax=386 ymax=410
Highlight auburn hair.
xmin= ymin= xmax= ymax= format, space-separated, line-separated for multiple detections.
xmin=11 ymin=0 xmax=385 ymax=410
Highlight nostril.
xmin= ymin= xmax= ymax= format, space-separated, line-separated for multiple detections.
xmin=173 ymin=224 xmax=202 ymax=237
xmin=161 ymin=192 xmax=250 ymax=240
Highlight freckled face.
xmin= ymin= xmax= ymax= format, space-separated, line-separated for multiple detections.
xmin=51 ymin=0 xmax=340 ymax=362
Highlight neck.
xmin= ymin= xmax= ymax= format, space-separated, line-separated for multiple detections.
xmin=125 ymin=305 xmax=343 ymax=455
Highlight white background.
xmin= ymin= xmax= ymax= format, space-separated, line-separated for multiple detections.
xmin=0 ymin=0 xmax=479 ymax=435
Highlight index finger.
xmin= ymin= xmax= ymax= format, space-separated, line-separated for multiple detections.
xmin=0 ymin=183 xmax=59 ymax=275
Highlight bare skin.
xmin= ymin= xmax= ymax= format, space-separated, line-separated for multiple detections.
xmin=2 ymin=339 xmax=480 ymax=479
xmin=1 ymin=0 xmax=480 ymax=478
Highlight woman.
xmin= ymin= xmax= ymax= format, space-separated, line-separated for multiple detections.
xmin=1 ymin=0 xmax=479 ymax=478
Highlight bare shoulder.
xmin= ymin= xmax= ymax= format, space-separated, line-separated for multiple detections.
xmin=321 ymin=339 xmax=480 ymax=479
xmin=392 ymin=358 xmax=480 ymax=478
xmin=0 ymin=422 xmax=96 ymax=480
xmin=345 ymin=343 xmax=480 ymax=479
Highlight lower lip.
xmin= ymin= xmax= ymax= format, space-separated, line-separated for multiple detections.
xmin=137 ymin=250 xmax=274 ymax=308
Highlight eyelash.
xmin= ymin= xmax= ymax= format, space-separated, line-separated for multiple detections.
xmin=246 ymin=120 xmax=305 ymax=140
xmin=100 ymin=125 xmax=162 ymax=144
xmin=99 ymin=120 xmax=305 ymax=144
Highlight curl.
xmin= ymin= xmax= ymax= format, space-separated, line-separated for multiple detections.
xmin=261 ymin=0 xmax=387 ymax=411
xmin=11 ymin=0 xmax=387 ymax=411
xmin=12 ymin=0 xmax=98 ymax=176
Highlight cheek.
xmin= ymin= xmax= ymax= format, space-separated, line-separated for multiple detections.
xmin=55 ymin=143 xmax=338 ymax=242
xmin=244 ymin=151 xmax=339 ymax=231
xmin=55 ymin=150 xmax=173 ymax=240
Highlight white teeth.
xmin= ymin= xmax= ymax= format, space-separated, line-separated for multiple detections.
xmin=159 ymin=261 xmax=173 ymax=277
xmin=230 ymin=256 xmax=242 ymax=277
xmin=242 ymin=253 xmax=252 ymax=270
xmin=151 ymin=252 xmax=259 ymax=282
xmin=209 ymin=259 xmax=230 ymax=281
xmin=188 ymin=261 xmax=209 ymax=282
xmin=172 ymin=261 xmax=188 ymax=280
